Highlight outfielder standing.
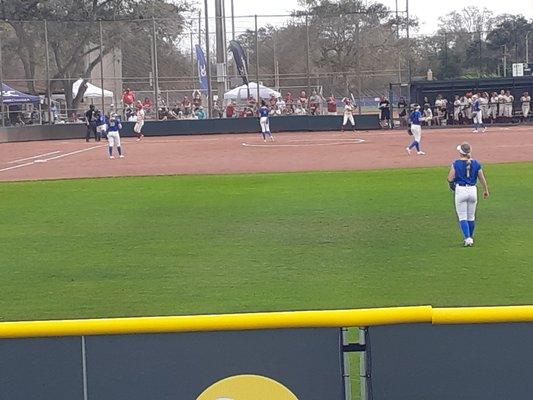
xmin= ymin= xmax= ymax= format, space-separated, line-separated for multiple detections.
xmin=405 ymin=104 xmax=426 ymax=155
xmin=341 ymin=98 xmax=356 ymax=132
xmin=107 ymin=113 xmax=124 ymax=159
xmin=258 ymin=100 xmax=274 ymax=142
xmin=447 ymin=142 xmax=489 ymax=247
xmin=134 ymin=100 xmax=145 ymax=141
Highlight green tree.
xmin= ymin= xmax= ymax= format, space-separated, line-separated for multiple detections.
xmin=0 ymin=0 xmax=190 ymax=111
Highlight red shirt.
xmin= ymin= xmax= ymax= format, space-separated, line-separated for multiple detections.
xmin=226 ymin=104 xmax=235 ymax=118
xmin=142 ymin=99 xmax=152 ymax=109
xmin=327 ymin=98 xmax=337 ymax=112
xmin=122 ymin=91 xmax=135 ymax=105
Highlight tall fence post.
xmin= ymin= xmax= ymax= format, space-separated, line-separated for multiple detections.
xmin=204 ymin=0 xmax=213 ymax=118
xmin=255 ymin=15 xmax=260 ymax=102
xmin=44 ymin=20 xmax=52 ymax=124
xmin=152 ymin=17 xmax=160 ymax=119
xmin=99 ymin=20 xmax=105 ymax=115
xmin=305 ymin=14 xmax=311 ymax=97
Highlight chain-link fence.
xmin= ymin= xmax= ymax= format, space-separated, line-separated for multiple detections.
xmin=0 ymin=11 xmax=530 ymax=126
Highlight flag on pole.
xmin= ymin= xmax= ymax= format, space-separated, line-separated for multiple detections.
xmin=195 ymin=45 xmax=209 ymax=93
xmin=228 ymin=40 xmax=249 ymax=85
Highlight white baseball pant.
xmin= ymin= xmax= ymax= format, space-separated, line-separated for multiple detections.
xmin=343 ymin=114 xmax=355 ymax=126
xmin=455 ymin=185 xmax=477 ymax=221
xmin=260 ymin=116 xmax=270 ymax=133
xmin=410 ymin=124 xmax=422 ymax=142
xmin=134 ymin=120 xmax=144 ymax=133
xmin=523 ymin=105 xmax=530 ymax=118
xmin=489 ymin=105 xmax=498 ymax=119
xmin=107 ymin=131 xmax=121 ymax=148
xmin=473 ymin=111 xmax=483 ymax=125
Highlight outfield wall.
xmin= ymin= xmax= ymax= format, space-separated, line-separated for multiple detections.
xmin=0 ymin=114 xmax=381 ymax=143
xmin=1 ymin=305 xmax=533 ymax=400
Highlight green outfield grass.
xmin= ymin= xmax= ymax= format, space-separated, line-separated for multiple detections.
xmin=1 ymin=163 xmax=532 ymax=322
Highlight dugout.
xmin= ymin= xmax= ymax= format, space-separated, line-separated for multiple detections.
xmin=408 ymin=76 xmax=533 ymax=109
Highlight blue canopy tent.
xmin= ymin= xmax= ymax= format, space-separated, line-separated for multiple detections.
xmin=1 ymin=83 xmax=40 ymax=104
xmin=1 ymin=83 xmax=41 ymax=126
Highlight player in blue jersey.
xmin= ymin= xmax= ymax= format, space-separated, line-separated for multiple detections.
xmin=447 ymin=142 xmax=489 ymax=247
xmin=405 ymin=104 xmax=426 ymax=155
xmin=107 ymin=113 xmax=124 ymax=159
xmin=471 ymin=94 xmax=487 ymax=133
xmin=258 ymin=100 xmax=274 ymax=142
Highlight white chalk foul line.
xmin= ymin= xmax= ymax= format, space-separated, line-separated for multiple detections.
xmin=7 ymin=150 xmax=61 ymax=164
xmin=0 ymin=145 xmax=102 ymax=173
xmin=242 ymin=139 xmax=365 ymax=148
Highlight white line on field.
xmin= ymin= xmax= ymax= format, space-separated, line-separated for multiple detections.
xmin=0 ymin=161 xmax=36 ymax=172
xmin=39 ymin=145 xmax=102 ymax=162
xmin=0 ymin=145 xmax=102 ymax=173
xmin=7 ymin=151 xmax=61 ymax=164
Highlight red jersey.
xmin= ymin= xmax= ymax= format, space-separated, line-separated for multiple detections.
xmin=327 ymin=98 xmax=337 ymax=113
xmin=122 ymin=91 xmax=135 ymax=105
xmin=226 ymin=104 xmax=235 ymax=118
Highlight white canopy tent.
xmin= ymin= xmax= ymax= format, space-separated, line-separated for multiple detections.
xmin=223 ymin=82 xmax=281 ymax=101
xmin=72 ymin=79 xmax=114 ymax=99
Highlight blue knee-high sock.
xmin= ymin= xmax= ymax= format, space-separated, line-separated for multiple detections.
xmin=409 ymin=140 xmax=417 ymax=149
xmin=108 ymin=146 xmax=113 ymax=156
xmin=261 ymin=132 xmax=266 ymax=140
xmin=117 ymin=146 xmax=122 ymax=156
xmin=414 ymin=141 xmax=420 ymax=152
xmin=459 ymin=220 xmax=471 ymax=239
xmin=468 ymin=220 xmax=475 ymax=237
xmin=267 ymin=131 xmax=272 ymax=137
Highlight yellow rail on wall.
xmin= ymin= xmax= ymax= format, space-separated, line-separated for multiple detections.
xmin=0 ymin=305 xmax=532 ymax=339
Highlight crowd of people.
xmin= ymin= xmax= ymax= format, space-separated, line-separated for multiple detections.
xmin=397 ymin=90 xmax=531 ymax=127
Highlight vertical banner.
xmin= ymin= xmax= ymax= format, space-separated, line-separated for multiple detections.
xmin=195 ymin=45 xmax=209 ymax=93
xmin=228 ymin=40 xmax=249 ymax=85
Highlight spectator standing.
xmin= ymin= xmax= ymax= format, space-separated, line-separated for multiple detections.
xmin=299 ymin=90 xmax=308 ymax=111
xmin=122 ymin=88 xmax=135 ymax=113
xmin=285 ymin=92 xmax=294 ymax=113
xmin=276 ymin=97 xmax=286 ymax=115
xmin=182 ymin=96 xmax=192 ymax=117
xmin=378 ymin=96 xmax=391 ymax=128
xmin=521 ymin=92 xmax=531 ymax=120
xmin=225 ymin=101 xmax=236 ymax=118
xmin=327 ymin=95 xmax=337 ymax=116
xmin=192 ymin=90 xmax=202 ymax=108
xmin=309 ymin=90 xmax=322 ymax=115
xmin=85 ymin=104 xmax=98 ymax=142
xmin=142 ymin=97 xmax=152 ymax=116
xmin=213 ymin=100 xmax=223 ymax=118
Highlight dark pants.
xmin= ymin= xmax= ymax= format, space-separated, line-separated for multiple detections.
xmin=85 ymin=124 xmax=99 ymax=141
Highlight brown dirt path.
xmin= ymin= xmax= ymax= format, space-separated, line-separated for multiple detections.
xmin=0 ymin=125 xmax=532 ymax=182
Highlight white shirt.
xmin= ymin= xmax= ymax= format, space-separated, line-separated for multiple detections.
xmin=521 ymin=96 xmax=531 ymax=105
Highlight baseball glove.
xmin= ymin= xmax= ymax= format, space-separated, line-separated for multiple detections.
xmin=407 ymin=128 xmax=413 ymax=135
xmin=448 ymin=181 xmax=456 ymax=192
